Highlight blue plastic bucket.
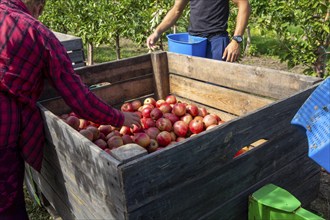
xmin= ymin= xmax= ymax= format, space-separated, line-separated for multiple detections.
xmin=167 ymin=33 xmax=207 ymax=57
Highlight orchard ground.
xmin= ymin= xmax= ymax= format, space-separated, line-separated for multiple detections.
xmin=24 ymin=54 xmax=329 ymax=219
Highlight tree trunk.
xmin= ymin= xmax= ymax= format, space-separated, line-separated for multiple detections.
xmin=244 ymin=26 xmax=252 ymax=56
xmin=87 ymin=42 xmax=94 ymax=66
xmin=314 ymin=46 xmax=328 ymax=78
xmin=115 ymin=34 xmax=121 ymax=60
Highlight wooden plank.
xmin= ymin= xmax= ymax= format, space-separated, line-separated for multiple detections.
xmin=39 ymin=74 xmax=154 ymax=115
xmin=119 ymin=84 xmax=317 ymax=216
xmin=37 ymin=145 xmax=125 ymax=220
xmin=176 ymin=96 xmax=237 ymax=122
xmin=202 ymin=160 xmax=320 ymax=220
xmin=124 ymin=129 xmax=319 ymax=219
xmin=38 ymin=105 xmax=129 ymax=218
xmin=170 ymin=74 xmax=274 ymax=116
xmin=68 ymin=50 xmax=85 ymax=63
xmin=76 ymin=54 xmax=153 ymax=86
xmin=53 ymin=31 xmax=84 ymax=52
xmin=167 ymin=52 xmax=321 ymax=99
xmin=151 ymin=51 xmax=170 ymax=100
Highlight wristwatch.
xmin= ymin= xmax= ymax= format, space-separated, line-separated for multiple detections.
xmin=232 ymin=35 xmax=243 ymax=43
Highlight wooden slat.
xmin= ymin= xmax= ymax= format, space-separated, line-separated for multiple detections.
xmin=176 ymin=96 xmax=237 ymax=122
xmin=202 ymin=161 xmax=320 ymax=220
xmin=170 ymin=74 xmax=274 ymax=116
xmin=119 ymin=84 xmax=317 ymax=217
xmin=167 ymin=52 xmax=321 ymax=99
xmin=38 ymin=105 xmax=128 ymax=219
xmin=76 ymin=54 xmax=153 ymax=86
xmin=39 ymin=74 xmax=154 ymax=115
xmin=68 ymin=50 xmax=85 ymax=63
xmin=151 ymin=51 xmax=170 ymax=100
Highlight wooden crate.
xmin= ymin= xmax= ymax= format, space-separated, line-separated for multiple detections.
xmin=53 ymin=31 xmax=85 ymax=69
xmin=27 ymin=52 xmax=322 ymax=220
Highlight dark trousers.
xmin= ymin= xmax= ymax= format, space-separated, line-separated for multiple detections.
xmin=206 ymin=34 xmax=230 ymax=61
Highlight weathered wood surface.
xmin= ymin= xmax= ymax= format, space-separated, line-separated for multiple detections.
xmin=119 ymin=85 xmax=319 ymax=219
xmin=37 ymin=105 xmax=128 ymax=219
xmin=53 ymin=31 xmax=85 ymax=69
xmin=39 ymin=54 xmax=153 ymax=101
xmin=167 ymin=52 xmax=321 ymax=100
xmin=40 ymin=74 xmax=154 ymax=116
xmin=170 ymin=74 xmax=274 ymax=116
xmin=151 ymin=52 xmax=170 ymax=100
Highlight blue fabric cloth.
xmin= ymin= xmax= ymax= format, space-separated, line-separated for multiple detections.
xmin=206 ymin=34 xmax=230 ymax=60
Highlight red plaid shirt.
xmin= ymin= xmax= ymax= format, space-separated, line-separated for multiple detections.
xmin=0 ymin=0 xmax=124 ymax=171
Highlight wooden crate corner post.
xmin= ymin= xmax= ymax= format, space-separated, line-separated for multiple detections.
xmin=151 ymin=52 xmax=170 ymax=100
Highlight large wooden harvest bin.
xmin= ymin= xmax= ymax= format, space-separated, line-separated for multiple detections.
xmin=27 ymin=52 xmax=322 ymax=220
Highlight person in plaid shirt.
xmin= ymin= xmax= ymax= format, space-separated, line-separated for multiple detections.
xmin=0 ymin=0 xmax=141 ymax=218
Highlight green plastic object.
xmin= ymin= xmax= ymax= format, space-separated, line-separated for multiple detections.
xmin=248 ymin=184 xmax=324 ymax=220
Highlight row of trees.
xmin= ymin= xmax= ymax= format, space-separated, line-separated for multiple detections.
xmin=40 ymin=0 xmax=329 ymax=78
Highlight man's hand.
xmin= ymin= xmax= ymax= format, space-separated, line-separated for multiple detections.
xmin=222 ymin=41 xmax=241 ymax=62
xmin=146 ymin=31 xmax=161 ymax=50
xmin=122 ymin=112 xmax=141 ymax=127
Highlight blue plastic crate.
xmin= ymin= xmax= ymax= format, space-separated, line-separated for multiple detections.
xmin=291 ymin=77 xmax=330 ymax=172
xmin=167 ymin=33 xmax=207 ymax=57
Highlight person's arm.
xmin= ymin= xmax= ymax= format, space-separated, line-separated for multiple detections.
xmin=222 ymin=0 xmax=251 ymax=62
xmin=146 ymin=0 xmax=189 ymax=50
xmin=44 ymin=35 xmax=140 ymax=128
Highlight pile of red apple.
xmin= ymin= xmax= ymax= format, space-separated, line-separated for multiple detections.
xmin=60 ymin=95 xmax=226 ymax=154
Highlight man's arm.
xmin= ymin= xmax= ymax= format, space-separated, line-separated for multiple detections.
xmin=222 ymin=0 xmax=251 ymax=62
xmin=147 ymin=0 xmax=189 ymax=49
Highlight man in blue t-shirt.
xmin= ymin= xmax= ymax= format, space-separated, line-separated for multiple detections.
xmin=146 ymin=0 xmax=251 ymax=62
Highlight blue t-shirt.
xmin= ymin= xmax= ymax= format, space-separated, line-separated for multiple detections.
xmin=188 ymin=0 xmax=229 ymax=37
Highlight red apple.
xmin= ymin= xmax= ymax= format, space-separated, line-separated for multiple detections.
xmin=156 ymin=131 xmax=172 ymax=147
xmin=79 ymin=129 xmax=94 ymax=141
xmin=150 ymin=108 xmax=163 ymax=120
xmin=122 ymin=134 xmax=134 ymax=144
xmin=145 ymin=127 xmax=160 ymax=140
xmin=88 ymin=121 xmax=100 ymax=128
xmin=119 ymin=126 xmax=132 ymax=135
xmin=158 ymin=102 xmax=172 ymax=114
xmin=170 ymin=131 xmax=177 ymax=141
xmin=180 ymin=113 xmax=193 ymax=125
xmin=86 ymin=126 xmax=100 ymax=140
xmin=142 ymin=107 xmax=153 ymax=118
xmin=165 ymin=95 xmax=177 ymax=104
xmin=107 ymin=136 xmax=124 ymax=149
xmin=98 ymin=124 xmax=113 ymax=136
xmin=176 ymin=137 xmax=186 ymax=142
xmin=130 ymin=124 xmax=144 ymax=134
xmin=121 ymin=102 xmax=134 ymax=112
xmin=144 ymin=97 xmax=156 ymax=107
xmin=163 ymin=113 xmax=179 ymax=124
xmin=147 ymin=139 xmax=159 ymax=153
xmin=105 ymin=130 xmax=121 ymax=140
xmin=189 ymin=118 xmax=205 ymax=134
xmin=210 ymin=113 xmax=221 ymax=123
xmin=94 ymin=139 xmax=107 ymax=150
xmin=131 ymin=100 xmax=142 ymax=111
xmin=172 ymin=103 xmax=186 ymax=117
xmin=133 ymin=133 xmax=151 ymax=148
xmin=156 ymin=118 xmax=172 ymax=132
xmin=203 ymin=114 xmax=218 ymax=128
xmin=186 ymin=104 xmax=199 ymax=117
xmin=198 ymin=107 xmax=208 ymax=117
xmin=141 ymin=117 xmax=156 ymax=129
xmin=173 ymin=120 xmax=189 ymax=137
xmin=66 ymin=115 xmax=80 ymax=130
xmin=142 ymin=103 xmax=154 ymax=110
xmin=156 ymin=99 xmax=166 ymax=108
xmin=218 ymin=120 xmax=226 ymax=125
xmin=206 ymin=124 xmax=218 ymax=130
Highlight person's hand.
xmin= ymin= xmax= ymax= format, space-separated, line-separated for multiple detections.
xmin=146 ymin=31 xmax=161 ymax=50
xmin=222 ymin=41 xmax=241 ymax=62
xmin=122 ymin=111 xmax=141 ymax=127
